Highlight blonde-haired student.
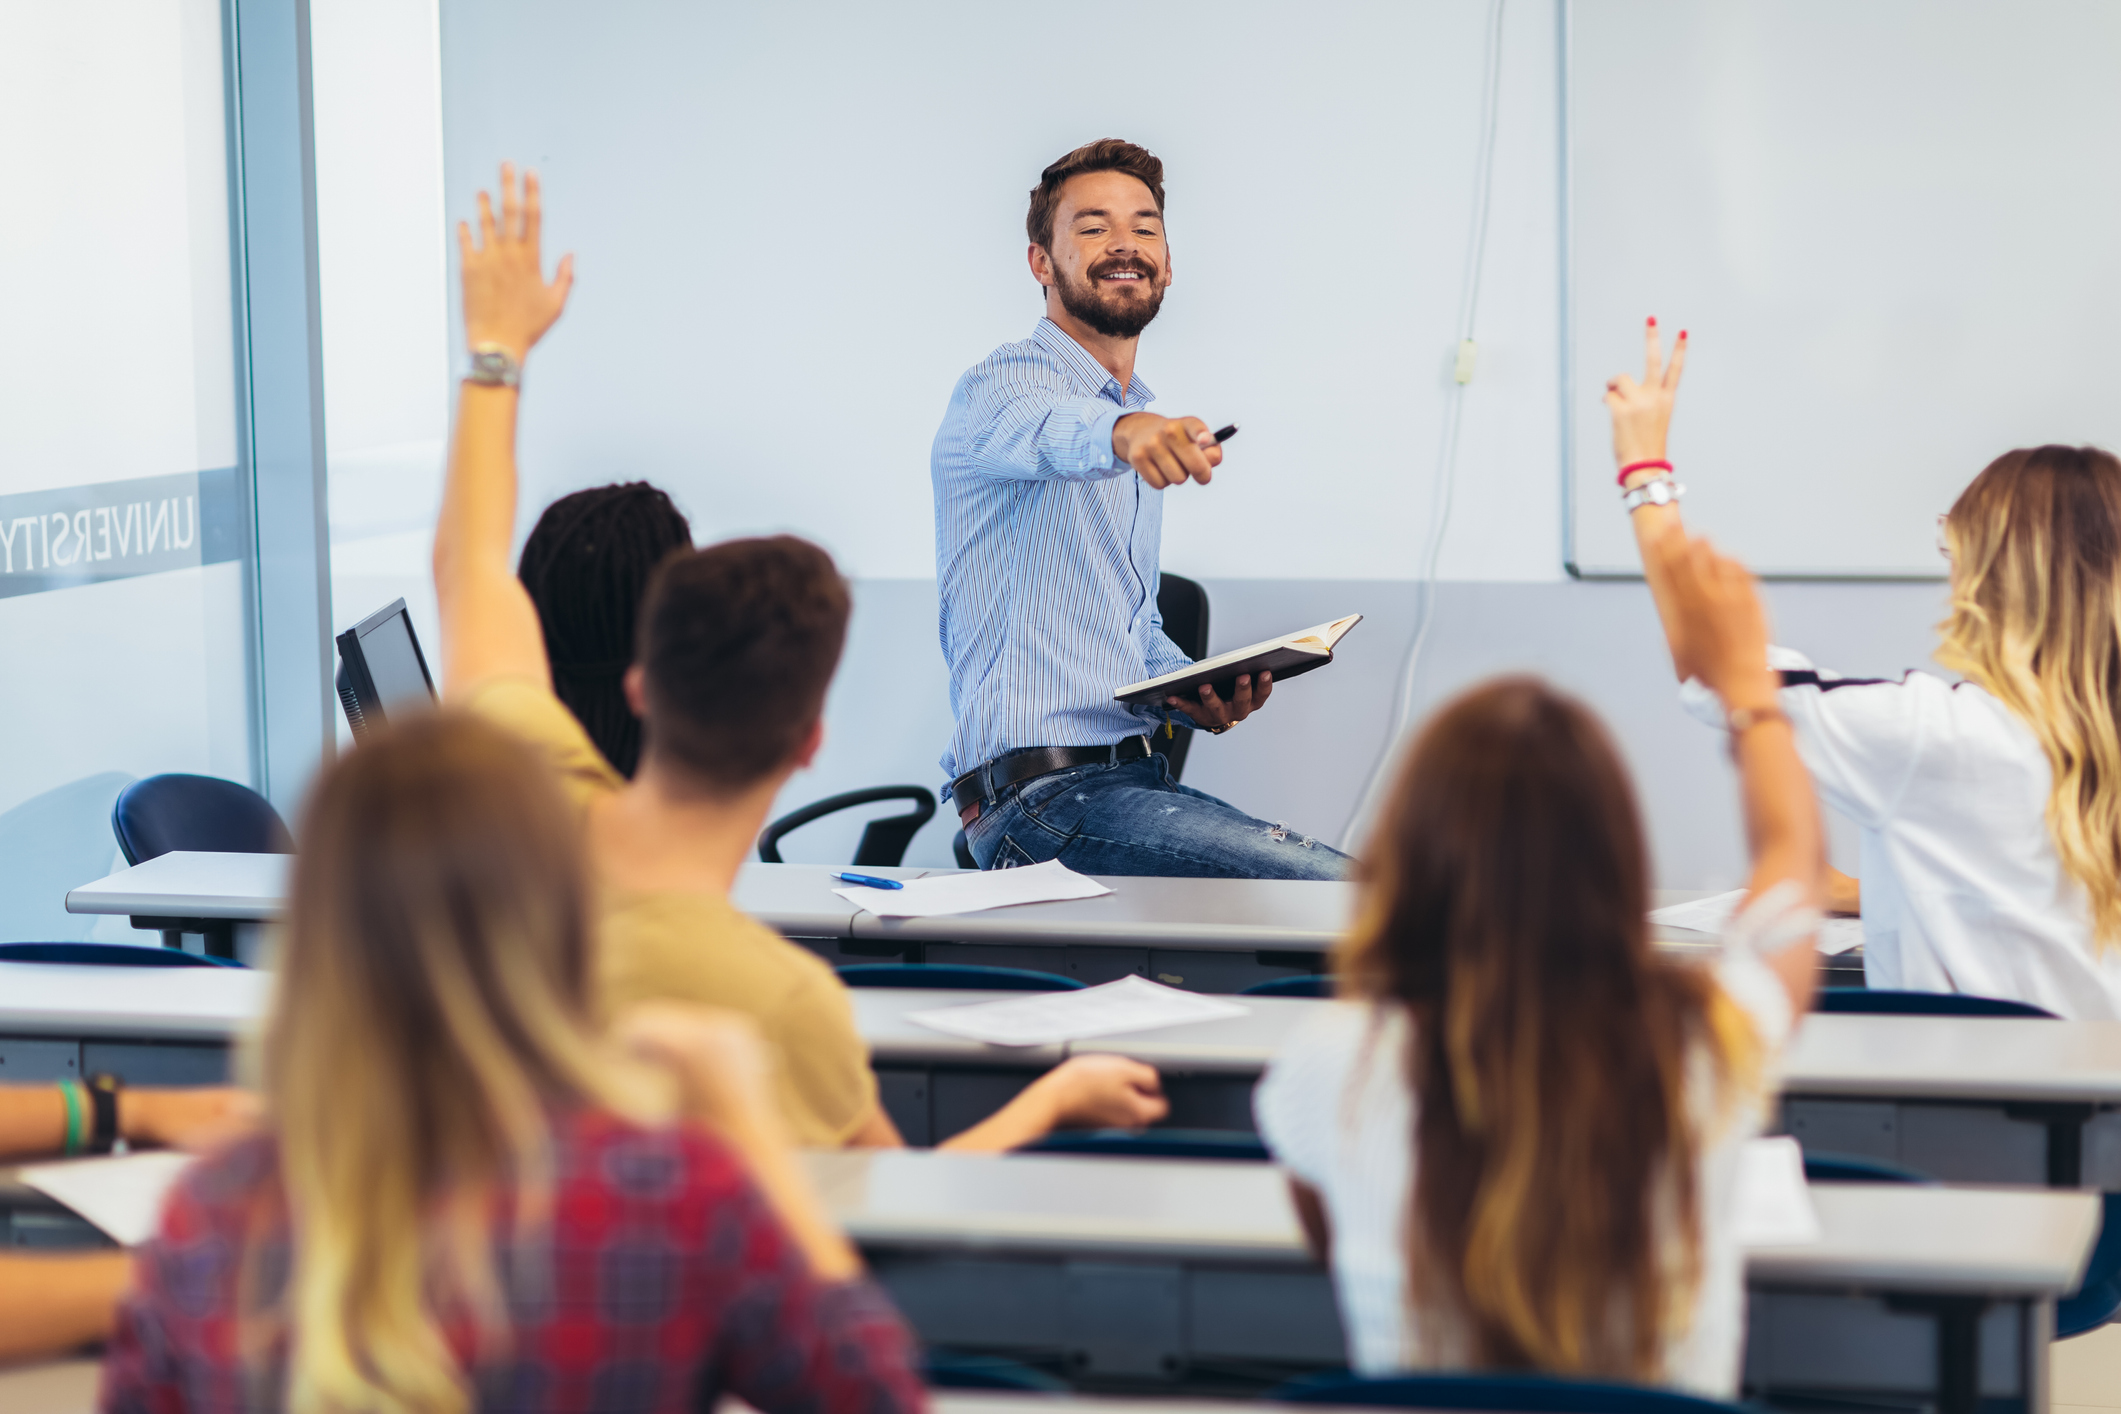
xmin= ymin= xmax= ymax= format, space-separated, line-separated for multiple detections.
xmin=100 ymin=713 xmax=921 ymax=1414
xmin=1256 ymin=532 xmax=1823 ymax=1394
xmin=1610 ymin=321 xmax=2121 ymax=1017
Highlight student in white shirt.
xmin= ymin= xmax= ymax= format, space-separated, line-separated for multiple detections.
xmin=1607 ymin=321 xmax=2121 ymax=1017
xmin=1256 ymin=532 xmax=1823 ymax=1395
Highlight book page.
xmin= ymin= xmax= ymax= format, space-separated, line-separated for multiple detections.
xmin=1650 ymin=890 xmax=1862 ymax=955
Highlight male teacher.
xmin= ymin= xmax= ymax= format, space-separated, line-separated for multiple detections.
xmin=933 ymin=138 xmax=1351 ymax=879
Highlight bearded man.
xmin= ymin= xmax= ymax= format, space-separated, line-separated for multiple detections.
xmin=931 ymin=139 xmax=1351 ymax=880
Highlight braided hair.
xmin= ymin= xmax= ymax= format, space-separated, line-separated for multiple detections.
xmin=517 ymin=483 xmax=693 ymax=778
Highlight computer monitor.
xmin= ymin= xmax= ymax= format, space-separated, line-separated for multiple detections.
xmin=334 ymin=598 xmax=437 ymax=742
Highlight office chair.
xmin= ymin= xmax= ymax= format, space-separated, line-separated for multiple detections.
xmin=838 ymin=963 xmax=1081 ymax=991
xmin=1026 ymin=1127 xmax=1270 ymax=1162
xmin=758 ymin=785 xmax=936 ymax=867
xmin=1814 ymin=989 xmax=2058 ymax=1019
xmin=0 ymin=941 xmax=245 ymax=969
xmin=111 ymin=774 xmax=292 ymax=957
xmin=1242 ymin=975 xmax=1337 ymax=998
xmin=1273 ymin=1372 xmax=1748 ymax=1414
xmin=1152 ymin=572 xmax=1210 ymax=782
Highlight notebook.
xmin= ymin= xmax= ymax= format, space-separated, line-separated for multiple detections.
xmin=1115 ymin=614 xmax=1363 ymax=707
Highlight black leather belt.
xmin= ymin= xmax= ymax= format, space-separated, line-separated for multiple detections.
xmin=952 ymin=736 xmax=1154 ymax=822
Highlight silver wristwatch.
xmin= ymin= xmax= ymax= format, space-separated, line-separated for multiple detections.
xmin=1621 ymin=476 xmax=1685 ymax=512
xmin=465 ymin=344 xmax=522 ymax=389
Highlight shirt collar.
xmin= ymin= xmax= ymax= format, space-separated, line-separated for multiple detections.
xmin=1032 ymin=316 xmax=1154 ymax=406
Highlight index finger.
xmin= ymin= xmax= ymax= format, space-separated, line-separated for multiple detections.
xmin=1663 ymin=328 xmax=1689 ymax=391
xmin=499 ymin=162 xmax=520 ymax=242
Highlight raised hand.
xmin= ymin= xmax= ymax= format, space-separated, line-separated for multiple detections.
xmin=1603 ymin=317 xmax=1688 ymax=481
xmin=1649 ymin=533 xmax=1775 ymax=707
xmin=458 ymin=163 xmax=575 ymax=362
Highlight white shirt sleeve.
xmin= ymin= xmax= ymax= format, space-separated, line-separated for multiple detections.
xmin=1709 ymin=880 xmax=1818 ymax=1055
xmin=1681 ymin=646 xmax=1938 ymax=830
xmin=1255 ymin=1002 xmax=1368 ymax=1188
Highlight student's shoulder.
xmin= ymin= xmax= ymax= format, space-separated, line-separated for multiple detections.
xmin=555 ymin=1110 xmax=766 ymax=1236
xmin=600 ymin=891 xmax=850 ymax=1011
xmin=156 ymin=1131 xmax=284 ymax=1243
xmin=960 ymin=329 xmax=1074 ymax=391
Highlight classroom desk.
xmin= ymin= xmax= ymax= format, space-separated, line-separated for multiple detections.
xmin=0 ymin=1153 xmax=2096 ymax=1414
xmin=853 ymin=988 xmax=1317 ymax=1143
xmin=806 ymin=1149 xmax=2094 ymax=1411
xmin=65 ymin=854 xmax=1349 ymax=992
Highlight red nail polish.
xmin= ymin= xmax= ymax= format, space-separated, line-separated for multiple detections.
xmin=1680 ymin=330 xmax=1689 ymax=339
xmin=1647 ymin=316 xmax=1657 ymax=327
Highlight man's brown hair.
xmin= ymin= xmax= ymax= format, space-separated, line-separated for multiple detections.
xmin=636 ymin=535 xmax=851 ymax=794
xmin=1026 ymin=138 xmax=1166 ymax=251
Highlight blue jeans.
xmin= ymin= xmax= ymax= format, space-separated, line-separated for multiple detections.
xmin=963 ymin=753 xmax=1353 ymax=880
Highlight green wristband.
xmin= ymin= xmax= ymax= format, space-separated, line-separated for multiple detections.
xmin=58 ymin=1079 xmax=85 ymax=1156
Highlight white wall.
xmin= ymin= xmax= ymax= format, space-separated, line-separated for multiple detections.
xmin=312 ymin=0 xmax=449 ymax=690
xmin=305 ymin=1 xmax=1966 ymax=886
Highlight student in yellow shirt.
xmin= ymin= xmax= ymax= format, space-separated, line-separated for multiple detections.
xmin=432 ymin=163 xmax=1165 ymax=1149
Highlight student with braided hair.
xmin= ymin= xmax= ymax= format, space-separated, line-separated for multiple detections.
xmin=518 ymin=482 xmax=693 ymax=777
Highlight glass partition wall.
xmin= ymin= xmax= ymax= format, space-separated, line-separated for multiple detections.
xmin=0 ymin=0 xmax=327 ymax=941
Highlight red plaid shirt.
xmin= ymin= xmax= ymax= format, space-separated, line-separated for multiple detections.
xmin=99 ymin=1111 xmax=925 ymax=1414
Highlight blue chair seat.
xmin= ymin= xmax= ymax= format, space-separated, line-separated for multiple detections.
xmin=837 ymin=963 xmax=1082 ymax=991
xmin=1815 ymin=989 xmax=2057 ymax=1018
xmin=0 ymin=941 xmax=245 ymax=969
xmin=1800 ymin=1150 xmax=1931 ymax=1185
xmin=1274 ymin=1371 xmax=1748 ymax=1413
xmin=1242 ymin=974 xmax=1337 ymax=998
xmin=1025 ymin=1128 xmax=1270 ymax=1162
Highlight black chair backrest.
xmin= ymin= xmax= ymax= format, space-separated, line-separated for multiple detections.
xmin=0 ymin=941 xmax=245 ymax=969
xmin=1026 ymin=1127 xmax=1269 ymax=1162
xmin=1242 ymin=974 xmax=1336 ymax=998
xmin=837 ymin=963 xmax=1082 ymax=992
xmin=1152 ymin=572 xmax=1211 ymax=782
xmin=1815 ymin=989 xmax=2058 ymax=1019
xmin=758 ymin=785 xmax=936 ymax=867
xmin=111 ymin=774 xmax=293 ymax=865
xmin=1274 ymin=1371 xmax=1749 ymax=1413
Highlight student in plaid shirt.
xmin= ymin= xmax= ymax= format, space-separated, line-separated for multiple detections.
xmin=99 ymin=712 xmax=923 ymax=1414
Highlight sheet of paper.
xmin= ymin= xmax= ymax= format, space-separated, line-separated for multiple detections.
xmin=1651 ymin=890 xmax=1865 ymax=956
xmin=1649 ymin=889 xmax=1747 ymax=935
xmin=19 ymin=1151 xmax=194 ymax=1247
xmin=834 ymin=858 xmax=1112 ymax=919
xmin=908 ymin=974 xmax=1250 ymax=1047
xmin=1733 ymin=1135 xmax=1822 ymax=1248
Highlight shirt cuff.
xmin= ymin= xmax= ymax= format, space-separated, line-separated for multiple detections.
xmin=1082 ymin=400 xmax=1125 ymax=474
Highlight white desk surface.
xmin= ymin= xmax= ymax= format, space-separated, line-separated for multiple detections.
xmin=0 ymin=962 xmax=267 ymax=1040
xmin=805 ymin=1148 xmax=2099 ymax=1295
xmin=65 ymin=851 xmax=288 ymax=921
xmin=67 ymin=854 xmax=1355 ymax=952
xmin=1782 ymin=1014 xmax=2121 ymax=1103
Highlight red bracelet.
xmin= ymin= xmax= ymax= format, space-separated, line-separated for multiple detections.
xmin=1617 ymin=458 xmax=1672 ymax=488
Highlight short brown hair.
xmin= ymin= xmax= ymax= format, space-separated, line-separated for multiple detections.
xmin=636 ymin=535 xmax=851 ymax=794
xmin=1026 ymin=138 xmax=1165 ymax=251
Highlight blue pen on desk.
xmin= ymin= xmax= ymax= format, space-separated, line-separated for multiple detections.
xmin=834 ymin=871 xmax=905 ymax=890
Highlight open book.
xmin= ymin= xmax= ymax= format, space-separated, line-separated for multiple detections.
xmin=1115 ymin=614 xmax=1363 ymax=707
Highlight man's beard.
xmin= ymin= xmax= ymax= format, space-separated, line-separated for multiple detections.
xmin=1054 ymin=256 xmax=1166 ymax=339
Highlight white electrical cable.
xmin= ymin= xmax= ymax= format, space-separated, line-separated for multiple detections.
xmin=1338 ymin=0 xmax=1509 ymax=852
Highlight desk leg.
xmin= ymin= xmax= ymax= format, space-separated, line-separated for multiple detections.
xmin=1887 ymin=1293 xmax=1989 ymax=1414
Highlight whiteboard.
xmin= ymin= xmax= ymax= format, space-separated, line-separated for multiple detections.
xmin=1566 ymin=0 xmax=2121 ymax=578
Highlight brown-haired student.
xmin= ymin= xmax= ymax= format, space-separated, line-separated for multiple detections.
xmin=433 ymin=164 xmax=1164 ymax=1150
xmin=1255 ymin=533 xmax=1824 ymax=1394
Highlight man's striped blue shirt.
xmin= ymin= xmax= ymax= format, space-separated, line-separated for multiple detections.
xmin=932 ymin=317 xmax=1195 ymax=781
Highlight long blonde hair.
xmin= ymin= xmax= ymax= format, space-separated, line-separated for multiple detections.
xmin=1341 ymin=678 xmax=1759 ymax=1379
xmin=261 ymin=712 xmax=658 ymax=1413
xmin=1938 ymin=445 xmax=2121 ymax=947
